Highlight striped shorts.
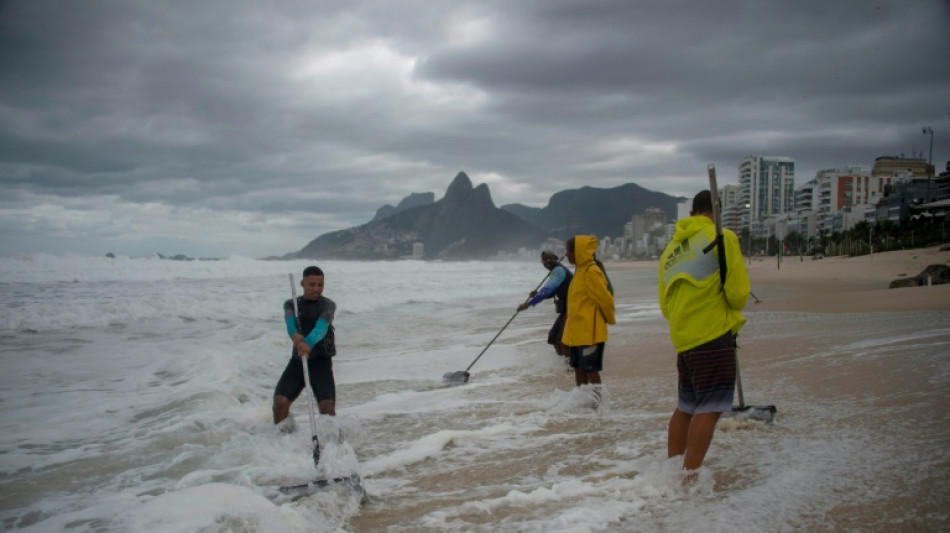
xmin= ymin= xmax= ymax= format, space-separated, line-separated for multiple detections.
xmin=676 ymin=332 xmax=736 ymax=415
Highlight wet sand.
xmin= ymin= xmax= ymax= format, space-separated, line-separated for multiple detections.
xmin=349 ymin=247 xmax=950 ymax=532
xmin=606 ymin=245 xmax=950 ymax=531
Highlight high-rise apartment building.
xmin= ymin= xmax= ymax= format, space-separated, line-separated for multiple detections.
xmin=720 ymin=184 xmax=742 ymax=233
xmin=798 ymin=163 xmax=910 ymax=233
xmin=739 ymin=155 xmax=795 ymax=236
xmin=813 ymin=166 xmax=869 ymax=223
xmin=624 ymin=208 xmax=667 ymax=256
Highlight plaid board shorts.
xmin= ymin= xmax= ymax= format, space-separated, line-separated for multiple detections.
xmin=676 ymin=332 xmax=736 ymax=414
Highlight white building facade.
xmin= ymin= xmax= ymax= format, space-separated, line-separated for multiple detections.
xmin=739 ymin=156 xmax=795 ymax=238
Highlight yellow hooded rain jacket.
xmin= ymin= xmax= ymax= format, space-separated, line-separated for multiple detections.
xmin=562 ymin=235 xmax=616 ymax=347
xmin=658 ymin=215 xmax=750 ymax=352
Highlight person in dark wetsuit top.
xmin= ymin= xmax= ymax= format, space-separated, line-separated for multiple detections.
xmin=273 ymin=265 xmax=338 ymax=425
xmin=517 ymin=250 xmax=573 ymax=356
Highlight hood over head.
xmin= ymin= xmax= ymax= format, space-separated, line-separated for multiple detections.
xmin=573 ymin=235 xmax=598 ymax=266
xmin=672 ymin=215 xmax=713 ymax=245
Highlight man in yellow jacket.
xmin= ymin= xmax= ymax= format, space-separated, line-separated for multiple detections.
xmin=658 ymin=190 xmax=750 ymax=481
xmin=562 ymin=235 xmax=616 ymax=405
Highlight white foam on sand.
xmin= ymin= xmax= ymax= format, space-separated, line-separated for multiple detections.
xmin=5 ymin=255 xmax=948 ymax=532
xmin=361 ymin=423 xmax=536 ymax=478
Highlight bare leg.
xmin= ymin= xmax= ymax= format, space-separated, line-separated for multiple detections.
xmin=683 ymin=412 xmax=721 ymax=470
xmin=667 ymin=408 xmax=692 ymax=458
xmin=273 ymin=395 xmax=292 ymax=424
xmin=574 ymin=369 xmax=588 ymax=386
xmin=317 ymin=399 xmax=336 ymax=416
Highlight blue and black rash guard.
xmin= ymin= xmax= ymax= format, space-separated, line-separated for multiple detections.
xmin=284 ymin=296 xmax=336 ymax=354
xmin=527 ymin=264 xmax=572 ymax=308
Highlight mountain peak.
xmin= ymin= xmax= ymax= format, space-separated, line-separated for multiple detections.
xmin=443 ymin=172 xmax=473 ymax=202
xmin=472 ymin=182 xmax=494 ymax=208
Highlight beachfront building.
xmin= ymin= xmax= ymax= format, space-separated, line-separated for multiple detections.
xmin=623 ymin=207 xmax=667 ymax=258
xmin=871 ymin=156 xmax=933 ymax=179
xmin=795 ymin=179 xmax=819 ymax=213
xmin=812 ymin=166 xmax=873 ymax=232
xmin=938 ymin=160 xmax=950 ymax=198
xmin=720 ymin=184 xmax=742 ymax=233
xmin=912 ymin=161 xmax=950 ymax=224
xmin=662 ymin=222 xmax=676 ymax=248
xmin=599 ymin=236 xmax=628 ymax=260
xmin=790 ymin=158 xmax=939 ymax=239
xmin=876 ymin=178 xmax=933 ymax=223
xmin=739 ymin=155 xmax=795 ymax=240
xmin=539 ymin=237 xmax=566 ymax=258
xmin=865 ymin=157 xmax=948 ymax=224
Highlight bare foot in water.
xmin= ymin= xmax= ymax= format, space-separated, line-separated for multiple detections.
xmin=681 ymin=469 xmax=698 ymax=487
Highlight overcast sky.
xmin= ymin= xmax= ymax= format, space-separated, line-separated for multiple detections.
xmin=1 ymin=0 xmax=948 ymax=258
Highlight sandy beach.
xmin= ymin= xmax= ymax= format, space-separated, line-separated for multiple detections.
xmin=600 ymin=245 xmax=950 ymax=531
xmin=347 ymin=247 xmax=950 ymax=531
xmin=5 ymin=251 xmax=947 ymax=532
xmin=611 ymin=244 xmax=950 ymax=314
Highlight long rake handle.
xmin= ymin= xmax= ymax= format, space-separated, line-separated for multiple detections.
xmin=708 ymin=165 xmax=749 ymax=410
xmin=290 ymin=274 xmax=319 ymax=442
xmin=462 ymin=258 xmax=563 ymax=373
xmin=735 ymin=349 xmax=747 ymax=408
xmin=464 ymin=311 xmax=519 ymax=372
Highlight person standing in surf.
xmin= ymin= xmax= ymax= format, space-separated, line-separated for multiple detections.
xmin=561 ymin=236 xmax=615 ymax=406
xmin=658 ymin=190 xmax=750 ymax=483
xmin=273 ymin=266 xmax=338 ymax=430
xmin=517 ymin=250 xmax=573 ymax=357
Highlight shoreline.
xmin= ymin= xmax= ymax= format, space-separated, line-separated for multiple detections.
xmin=606 ymin=244 xmax=950 ymax=313
xmin=595 ymin=244 xmax=950 ymax=531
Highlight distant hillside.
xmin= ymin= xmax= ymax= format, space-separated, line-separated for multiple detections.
xmin=371 ymin=192 xmax=435 ymax=222
xmin=502 ymin=183 xmax=681 ymax=239
xmin=500 ymin=203 xmax=541 ymax=223
xmin=289 ymin=172 xmax=548 ymax=260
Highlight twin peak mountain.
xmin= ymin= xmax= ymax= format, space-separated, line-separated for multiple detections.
xmin=290 ymin=172 xmax=679 ymax=260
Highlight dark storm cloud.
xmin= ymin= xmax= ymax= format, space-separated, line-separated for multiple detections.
xmin=0 ymin=0 xmax=948 ymax=257
xmin=420 ymin=1 xmax=944 ymax=97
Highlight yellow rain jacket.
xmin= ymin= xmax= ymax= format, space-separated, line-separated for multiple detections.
xmin=658 ymin=215 xmax=750 ymax=352
xmin=562 ymin=235 xmax=616 ymax=347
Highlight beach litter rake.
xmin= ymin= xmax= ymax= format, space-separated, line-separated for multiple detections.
xmin=731 ymin=348 xmax=777 ymax=423
xmin=708 ymin=164 xmax=777 ymax=424
xmin=277 ymin=273 xmax=364 ymax=498
xmin=443 ymin=257 xmax=563 ymax=385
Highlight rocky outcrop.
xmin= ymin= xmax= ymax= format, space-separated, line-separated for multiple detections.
xmin=372 ymin=192 xmax=435 ymax=222
xmin=291 ymin=173 xmax=682 ymax=260
xmin=290 ymin=172 xmax=547 ymax=260
xmin=889 ymin=264 xmax=950 ymax=288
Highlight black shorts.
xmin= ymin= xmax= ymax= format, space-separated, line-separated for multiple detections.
xmin=547 ymin=312 xmax=567 ymax=346
xmin=274 ymin=354 xmax=336 ymax=403
xmin=569 ymin=343 xmax=605 ymax=372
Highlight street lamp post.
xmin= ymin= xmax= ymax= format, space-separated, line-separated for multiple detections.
xmin=923 ymin=126 xmax=934 ymax=203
